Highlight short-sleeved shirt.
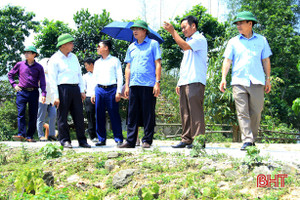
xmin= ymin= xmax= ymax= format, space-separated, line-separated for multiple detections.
xmin=177 ymin=31 xmax=208 ymax=86
xmin=223 ymin=32 xmax=272 ymax=86
xmin=124 ymin=36 xmax=161 ymax=87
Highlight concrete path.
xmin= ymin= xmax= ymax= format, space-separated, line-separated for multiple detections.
xmin=1 ymin=139 xmax=300 ymax=164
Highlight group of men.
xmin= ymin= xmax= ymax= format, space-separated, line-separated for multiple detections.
xmin=8 ymin=11 xmax=272 ymax=151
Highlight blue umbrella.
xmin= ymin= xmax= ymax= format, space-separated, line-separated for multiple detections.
xmin=101 ymin=21 xmax=164 ymax=44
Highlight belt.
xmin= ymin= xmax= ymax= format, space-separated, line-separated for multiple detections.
xmin=97 ymin=84 xmax=117 ymax=89
xmin=21 ymin=87 xmax=38 ymax=91
xmin=59 ymin=84 xmax=78 ymax=87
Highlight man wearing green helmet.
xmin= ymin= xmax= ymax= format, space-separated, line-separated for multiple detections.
xmin=8 ymin=46 xmax=46 ymax=142
xmin=219 ymin=11 xmax=272 ymax=150
xmin=118 ymin=20 xmax=162 ymax=149
xmin=48 ymin=33 xmax=91 ymax=148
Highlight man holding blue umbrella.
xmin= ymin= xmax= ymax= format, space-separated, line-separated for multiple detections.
xmin=118 ymin=20 xmax=162 ymax=148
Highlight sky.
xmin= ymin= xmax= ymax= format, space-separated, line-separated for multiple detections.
xmin=0 ymin=0 xmax=228 ymax=45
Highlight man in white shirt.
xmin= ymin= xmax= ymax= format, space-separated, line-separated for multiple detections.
xmin=91 ymin=40 xmax=124 ymax=146
xmin=164 ymin=16 xmax=207 ymax=149
xmin=83 ymin=58 xmax=97 ymax=142
xmin=48 ymin=33 xmax=91 ymax=148
xmin=37 ymin=58 xmax=57 ymax=141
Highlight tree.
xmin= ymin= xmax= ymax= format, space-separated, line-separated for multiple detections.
xmin=158 ymin=4 xmax=227 ymax=71
xmin=0 ymin=5 xmax=39 ymax=76
xmin=226 ymin=0 xmax=300 ymax=129
xmin=73 ymin=9 xmax=112 ymax=67
xmin=34 ymin=19 xmax=73 ymax=58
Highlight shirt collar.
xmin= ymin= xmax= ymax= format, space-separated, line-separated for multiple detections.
xmin=187 ymin=31 xmax=200 ymax=41
xmin=25 ymin=60 xmax=36 ymax=67
xmin=239 ymin=31 xmax=258 ymax=40
xmin=58 ymin=50 xmax=72 ymax=58
xmin=134 ymin=36 xmax=150 ymax=45
xmin=101 ymin=54 xmax=111 ymax=60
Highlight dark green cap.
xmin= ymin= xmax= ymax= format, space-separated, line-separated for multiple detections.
xmin=24 ymin=46 xmax=39 ymax=56
xmin=130 ymin=20 xmax=149 ymax=32
xmin=233 ymin=11 xmax=258 ymax=24
xmin=56 ymin=33 xmax=74 ymax=48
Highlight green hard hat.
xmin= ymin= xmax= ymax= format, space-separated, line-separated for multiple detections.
xmin=130 ymin=20 xmax=150 ymax=32
xmin=233 ymin=11 xmax=258 ymax=24
xmin=24 ymin=46 xmax=39 ymax=56
xmin=56 ymin=33 xmax=74 ymax=48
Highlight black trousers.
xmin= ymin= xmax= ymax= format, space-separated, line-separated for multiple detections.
xmin=84 ymin=97 xmax=97 ymax=139
xmin=126 ymin=86 xmax=156 ymax=146
xmin=57 ymin=84 xmax=87 ymax=145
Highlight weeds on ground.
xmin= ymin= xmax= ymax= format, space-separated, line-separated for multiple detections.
xmin=38 ymin=143 xmax=63 ymax=160
xmin=243 ymin=146 xmax=263 ymax=168
xmin=190 ymin=134 xmax=207 ymax=157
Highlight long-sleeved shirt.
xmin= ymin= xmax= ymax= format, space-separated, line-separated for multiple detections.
xmin=83 ymin=72 xmax=95 ymax=97
xmin=8 ymin=60 xmax=47 ymax=97
xmin=92 ymin=55 xmax=123 ymax=94
xmin=47 ymin=50 xmax=84 ymax=99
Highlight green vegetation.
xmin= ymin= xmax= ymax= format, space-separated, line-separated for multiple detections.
xmin=0 ymin=145 xmax=298 ymax=199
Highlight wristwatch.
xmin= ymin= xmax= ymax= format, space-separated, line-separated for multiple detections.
xmin=156 ymin=80 xmax=161 ymax=84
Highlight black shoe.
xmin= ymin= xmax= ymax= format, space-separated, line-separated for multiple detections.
xmin=62 ymin=141 xmax=72 ymax=148
xmin=118 ymin=142 xmax=135 ymax=148
xmin=240 ymin=142 xmax=254 ymax=151
xmin=48 ymin=135 xmax=57 ymax=141
xmin=116 ymin=141 xmax=123 ymax=146
xmin=172 ymin=142 xmax=189 ymax=148
xmin=79 ymin=143 xmax=91 ymax=148
xmin=95 ymin=141 xmax=106 ymax=146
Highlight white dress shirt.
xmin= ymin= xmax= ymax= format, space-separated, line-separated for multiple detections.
xmin=83 ymin=72 xmax=95 ymax=97
xmin=48 ymin=50 xmax=84 ymax=99
xmin=92 ymin=55 xmax=123 ymax=94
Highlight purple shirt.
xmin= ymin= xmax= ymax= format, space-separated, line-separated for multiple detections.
xmin=8 ymin=60 xmax=47 ymax=97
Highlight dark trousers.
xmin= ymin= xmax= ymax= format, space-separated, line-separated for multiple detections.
xmin=180 ymin=82 xmax=205 ymax=144
xmin=84 ymin=97 xmax=97 ymax=139
xmin=16 ymin=90 xmax=39 ymax=139
xmin=95 ymin=86 xmax=123 ymax=143
xmin=57 ymin=84 xmax=87 ymax=145
xmin=127 ymin=86 xmax=156 ymax=146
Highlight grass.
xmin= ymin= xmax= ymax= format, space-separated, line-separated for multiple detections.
xmin=0 ymin=144 xmax=298 ymax=200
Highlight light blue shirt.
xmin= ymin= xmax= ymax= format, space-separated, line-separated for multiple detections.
xmin=124 ymin=36 xmax=161 ymax=87
xmin=177 ymin=31 xmax=208 ymax=86
xmin=223 ymin=32 xmax=272 ymax=87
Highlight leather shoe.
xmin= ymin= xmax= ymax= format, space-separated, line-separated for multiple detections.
xmin=26 ymin=138 xmax=36 ymax=142
xmin=79 ymin=143 xmax=91 ymax=148
xmin=62 ymin=141 xmax=72 ymax=148
xmin=95 ymin=141 xmax=106 ymax=146
xmin=240 ymin=142 xmax=254 ymax=151
xmin=172 ymin=142 xmax=189 ymax=148
xmin=142 ymin=142 xmax=151 ymax=148
xmin=118 ymin=142 xmax=135 ymax=148
xmin=12 ymin=135 xmax=25 ymax=141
